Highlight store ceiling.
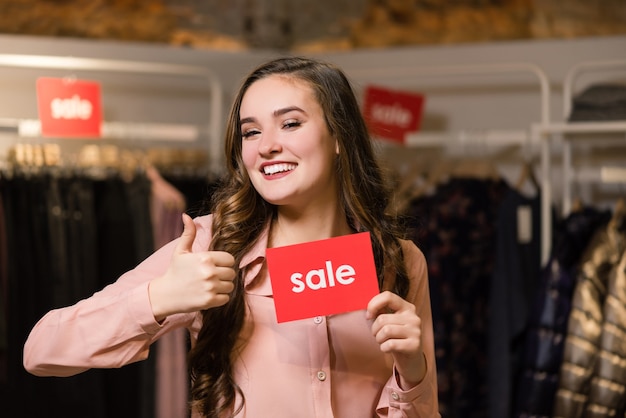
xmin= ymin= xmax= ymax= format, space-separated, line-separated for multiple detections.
xmin=0 ymin=0 xmax=625 ymax=52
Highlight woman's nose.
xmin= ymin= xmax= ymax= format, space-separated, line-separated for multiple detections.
xmin=258 ymin=131 xmax=282 ymax=155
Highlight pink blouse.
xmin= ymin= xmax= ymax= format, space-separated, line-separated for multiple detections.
xmin=24 ymin=215 xmax=439 ymax=417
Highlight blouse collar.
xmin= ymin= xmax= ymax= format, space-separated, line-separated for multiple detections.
xmin=239 ymin=221 xmax=272 ymax=293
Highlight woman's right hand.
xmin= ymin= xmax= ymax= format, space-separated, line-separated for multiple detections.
xmin=148 ymin=213 xmax=236 ymax=322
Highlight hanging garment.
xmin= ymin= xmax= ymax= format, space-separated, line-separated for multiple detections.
xmin=93 ymin=175 xmax=155 ymax=418
xmin=147 ymin=165 xmax=189 ymax=418
xmin=1 ymin=174 xmax=108 ymax=418
xmin=513 ymin=206 xmax=612 ymax=418
xmin=0 ymin=179 xmax=8 ymax=385
xmin=553 ymin=202 xmax=626 ymax=418
xmin=147 ymin=166 xmax=220 ymax=418
xmin=1 ymin=172 xmax=155 ymax=418
xmin=488 ymin=187 xmax=542 ymax=418
xmin=407 ymin=176 xmax=509 ymax=418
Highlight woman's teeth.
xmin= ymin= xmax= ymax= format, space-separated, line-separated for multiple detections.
xmin=263 ymin=163 xmax=296 ymax=175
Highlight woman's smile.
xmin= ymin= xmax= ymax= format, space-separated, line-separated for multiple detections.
xmin=261 ymin=162 xmax=298 ymax=177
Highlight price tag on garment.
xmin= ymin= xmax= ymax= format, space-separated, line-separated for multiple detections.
xmin=517 ymin=205 xmax=533 ymax=244
xmin=266 ymin=232 xmax=380 ymax=323
xmin=362 ymin=85 xmax=425 ymax=144
xmin=36 ymin=77 xmax=102 ymax=138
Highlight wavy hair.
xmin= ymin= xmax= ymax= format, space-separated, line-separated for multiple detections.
xmin=187 ymin=56 xmax=410 ymax=417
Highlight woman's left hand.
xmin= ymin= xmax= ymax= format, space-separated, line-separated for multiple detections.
xmin=366 ymin=291 xmax=426 ymax=390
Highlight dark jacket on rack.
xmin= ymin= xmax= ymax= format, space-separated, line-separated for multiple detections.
xmin=553 ymin=201 xmax=626 ymax=418
xmin=514 ymin=206 xmax=611 ymax=418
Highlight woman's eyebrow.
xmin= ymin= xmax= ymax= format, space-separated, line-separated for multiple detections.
xmin=240 ymin=106 xmax=307 ymax=125
xmin=273 ymin=106 xmax=306 ymax=117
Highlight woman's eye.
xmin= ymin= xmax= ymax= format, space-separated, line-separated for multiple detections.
xmin=242 ymin=129 xmax=260 ymax=139
xmin=283 ymin=120 xmax=301 ymax=129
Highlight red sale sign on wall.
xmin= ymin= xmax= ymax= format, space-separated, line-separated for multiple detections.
xmin=36 ymin=77 xmax=102 ymax=138
xmin=362 ymin=85 xmax=424 ymax=144
xmin=266 ymin=232 xmax=380 ymax=323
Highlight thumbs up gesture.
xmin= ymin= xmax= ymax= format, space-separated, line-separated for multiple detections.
xmin=149 ymin=214 xmax=236 ymax=322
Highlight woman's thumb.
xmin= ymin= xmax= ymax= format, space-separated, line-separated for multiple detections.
xmin=175 ymin=213 xmax=196 ymax=254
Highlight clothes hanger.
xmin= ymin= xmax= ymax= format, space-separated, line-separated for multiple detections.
xmin=451 ymin=157 xmax=500 ymax=181
xmin=514 ymin=158 xmax=540 ymax=194
xmin=570 ymin=196 xmax=584 ymax=213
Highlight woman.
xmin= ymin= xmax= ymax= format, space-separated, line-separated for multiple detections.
xmin=24 ymin=56 xmax=439 ymax=417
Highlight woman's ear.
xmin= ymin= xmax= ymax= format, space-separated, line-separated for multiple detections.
xmin=335 ymin=139 xmax=340 ymax=155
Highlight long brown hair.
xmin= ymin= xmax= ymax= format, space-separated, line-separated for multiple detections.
xmin=187 ymin=56 xmax=410 ymax=417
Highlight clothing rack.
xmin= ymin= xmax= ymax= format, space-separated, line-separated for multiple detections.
xmin=348 ymin=62 xmax=552 ymax=263
xmin=0 ymin=53 xmax=224 ymax=172
xmin=535 ymin=58 xmax=626 ymax=262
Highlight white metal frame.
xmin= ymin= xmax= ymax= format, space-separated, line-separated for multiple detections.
xmin=535 ymin=58 xmax=626 ymax=262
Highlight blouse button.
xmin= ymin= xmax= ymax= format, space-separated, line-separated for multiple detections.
xmin=317 ymin=371 xmax=327 ymax=381
xmin=313 ymin=316 xmax=323 ymax=324
xmin=391 ymin=392 xmax=399 ymax=401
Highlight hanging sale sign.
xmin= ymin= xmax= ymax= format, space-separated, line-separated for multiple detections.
xmin=36 ymin=77 xmax=102 ymax=138
xmin=266 ymin=232 xmax=380 ymax=323
xmin=362 ymin=85 xmax=424 ymax=144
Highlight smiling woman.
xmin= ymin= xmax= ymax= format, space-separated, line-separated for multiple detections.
xmin=23 ymin=56 xmax=440 ymax=418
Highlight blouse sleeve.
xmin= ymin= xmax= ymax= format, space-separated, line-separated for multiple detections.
xmin=376 ymin=240 xmax=440 ymax=418
xmin=22 ymin=216 xmax=211 ymax=377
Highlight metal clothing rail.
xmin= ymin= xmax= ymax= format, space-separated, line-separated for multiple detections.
xmin=348 ymin=61 xmax=553 ymax=264
xmin=560 ymin=59 xmax=626 ymax=215
xmin=533 ymin=58 xmax=626 ymax=265
xmin=0 ymin=53 xmax=224 ymax=171
xmin=562 ymin=59 xmax=626 ymax=119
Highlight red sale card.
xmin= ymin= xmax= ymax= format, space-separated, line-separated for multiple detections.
xmin=362 ymin=85 xmax=424 ymax=144
xmin=36 ymin=77 xmax=102 ymax=138
xmin=266 ymin=232 xmax=380 ymax=323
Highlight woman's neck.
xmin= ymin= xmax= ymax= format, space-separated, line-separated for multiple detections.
xmin=269 ymin=204 xmax=353 ymax=248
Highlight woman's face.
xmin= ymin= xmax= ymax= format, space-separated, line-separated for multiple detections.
xmin=240 ymin=75 xmax=339 ymax=210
